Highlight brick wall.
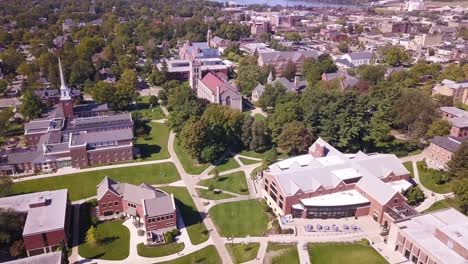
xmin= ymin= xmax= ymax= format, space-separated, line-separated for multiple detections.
xmin=98 ymin=190 xmax=123 ymax=216
xmin=144 ymin=211 xmax=177 ymax=232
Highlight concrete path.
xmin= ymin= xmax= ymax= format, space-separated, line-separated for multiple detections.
xmin=298 ymin=241 xmax=311 ymax=264
xmin=249 ymin=107 xmax=268 ymax=117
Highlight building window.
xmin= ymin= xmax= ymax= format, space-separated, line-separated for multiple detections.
xmin=102 ymin=203 xmax=106 ymax=208
xmin=108 ymin=202 xmax=112 ymax=207
xmin=166 ymin=222 xmax=174 ymax=226
xmin=225 ymin=96 xmax=231 ymax=106
xmin=114 ymin=201 xmax=119 ymax=206
xmin=393 ymin=198 xmax=398 ymax=204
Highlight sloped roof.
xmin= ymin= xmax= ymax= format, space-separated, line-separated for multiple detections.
xmin=199 ymin=72 xmax=240 ymax=96
xmin=431 ymin=136 xmax=462 ymax=153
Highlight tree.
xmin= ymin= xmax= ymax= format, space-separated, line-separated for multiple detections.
xmin=447 ymin=141 xmax=468 ymax=180
xmin=20 ymin=91 xmax=43 ymax=121
xmin=357 ymin=65 xmax=386 ymax=85
xmin=87 ymin=81 xmax=114 ymax=105
xmin=269 ymin=100 xmax=303 ymax=141
xmin=0 ymin=108 xmax=13 ymax=136
xmin=115 ymin=69 xmax=138 ymax=109
xmin=241 ymin=115 xmax=254 ymax=149
xmin=0 ymin=79 xmax=8 ymax=94
xmin=277 ymin=121 xmax=314 ymax=156
xmin=86 ymin=226 xmax=99 ymax=246
xmin=302 ymin=55 xmax=337 ymax=87
xmin=236 ymin=56 xmax=264 ymax=96
xmin=0 ymin=176 xmax=12 ymax=198
xmin=381 ymin=45 xmax=409 ymax=67
xmin=149 ymin=95 xmax=159 ymax=106
xmin=179 ymin=118 xmax=209 ymax=162
xmin=426 ymin=119 xmax=451 ymax=139
xmin=438 ymin=63 xmax=466 ymax=82
xmin=452 ymin=178 xmax=468 ymax=214
xmin=148 ymin=67 xmax=166 ymax=86
xmin=69 ymin=59 xmax=95 ymax=85
xmin=338 ymin=42 xmax=349 ymax=53
xmin=283 ymin=60 xmax=297 ymax=81
xmin=0 ymin=47 xmax=24 ymax=74
xmin=284 ymin=32 xmax=302 ymax=42
xmin=249 ymin=119 xmax=271 ymax=153
xmin=258 ymin=82 xmax=287 ymax=111
xmin=404 ymin=186 xmax=425 ymax=205
xmin=9 ymin=240 xmax=25 ymax=258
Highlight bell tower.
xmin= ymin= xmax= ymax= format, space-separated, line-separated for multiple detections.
xmin=58 ymin=58 xmax=74 ymax=119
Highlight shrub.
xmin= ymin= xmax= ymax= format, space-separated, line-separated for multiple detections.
xmin=360 ymin=239 xmax=370 ymax=246
xmin=86 ymin=226 xmax=99 ymax=246
xmin=90 ymin=215 xmax=98 ymax=226
xmin=164 ymin=231 xmax=174 ymax=244
xmin=89 ymin=199 xmax=98 ymax=207
xmin=137 ymin=229 xmax=145 ymax=236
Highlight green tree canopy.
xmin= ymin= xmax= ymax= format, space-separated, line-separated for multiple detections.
xmin=277 ymin=121 xmax=314 ymax=156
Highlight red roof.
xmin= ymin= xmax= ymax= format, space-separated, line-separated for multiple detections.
xmin=200 ymin=72 xmax=237 ymax=95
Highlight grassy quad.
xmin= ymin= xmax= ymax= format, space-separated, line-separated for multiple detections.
xmin=156 ymin=245 xmax=221 ymax=264
xmin=225 ymin=243 xmax=260 ymax=264
xmin=238 ymin=156 xmax=261 ymax=166
xmin=159 ymin=186 xmax=209 ymax=245
xmin=174 ymin=137 xmax=210 ymax=175
xmin=308 ymin=242 xmax=388 ymax=264
xmin=131 ymin=96 xmax=166 ymax=120
xmin=78 ymin=201 xmax=130 ymax=260
xmin=417 ymin=161 xmax=452 ymax=194
xmin=239 ymin=150 xmax=268 ymax=159
xmin=199 ymin=171 xmax=249 ymax=195
xmin=266 ymin=243 xmax=300 ymax=264
xmin=423 ymin=198 xmax=463 ymax=214
xmin=208 ymin=157 xmax=240 ymax=174
xmin=135 ymin=122 xmax=170 ymax=161
xmin=136 ymin=242 xmax=185 ymax=257
xmin=11 ymin=163 xmax=180 ymax=201
xmin=403 ymin=161 xmax=414 ymax=178
xmin=196 ymin=188 xmax=235 ymax=200
xmin=210 ymin=200 xmax=269 ymax=237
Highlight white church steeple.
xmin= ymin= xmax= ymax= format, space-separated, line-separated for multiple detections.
xmin=58 ymin=58 xmax=71 ymax=101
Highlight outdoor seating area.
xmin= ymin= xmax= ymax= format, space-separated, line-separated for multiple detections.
xmin=146 ymin=232 xmax=165 ymax=245
xmin=305 ymin=223 xmax=362 ymax=233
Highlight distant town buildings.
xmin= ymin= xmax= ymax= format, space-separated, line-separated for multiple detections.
xmin=335 ymin=51 xmax=374 ymax=68
xmin=432 ymin=80 xmax=468 ymax=105
xmin=405 ymin=0 xmax=427 ymax=12
xmin=257 ymin=50 xmax=321 ymax=76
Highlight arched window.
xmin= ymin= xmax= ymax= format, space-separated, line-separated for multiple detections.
xmin=225 ymin=96 xmax=231 ymax=106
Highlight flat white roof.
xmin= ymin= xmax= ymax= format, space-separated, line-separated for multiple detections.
xmin=300 ymin=190 xmax=369 ymax=207
xmin=331 ymin=168 xmax=360 ymax=181
xmin=386 ymin=180 xmax=413 ymax=193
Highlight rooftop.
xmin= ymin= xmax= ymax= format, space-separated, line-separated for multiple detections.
xmin=440 ymin=107 xmax=468 ymax=118
xmin=0 ymin=189 xmax=68 ymax=236
xmin=3 ymin=252 xmax=62 ymax=264
xmin=300 ymin=189 xmax=369 ymax=207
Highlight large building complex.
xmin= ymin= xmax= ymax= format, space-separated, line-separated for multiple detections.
xmin=0 ymin=190 xmax=70 ymax=257
xmin=387 ymin=208 xmax=468 ymax=264
xmin=0 ymin=60 xmax=134 ymax=176
xmin=96 ymin=177 xmax=177 ymax=243
xmin=257 ymin=50 xmax=321 ymax=76
xmin=261 ymin=138 xmax=417 ymax=226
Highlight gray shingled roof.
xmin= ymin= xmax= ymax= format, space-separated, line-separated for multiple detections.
xmin=347 ymin=51 xmax=373 ymax=60
xmin=440 ymin=107 xmax=468 ymax=118
xmin=259 ymin=50 xmax=320 ymax=64
xmin=73 ymin=103 xmax=109 ymax=113
xmin=144 ymin=195 xmax=175 ymax=217
xmin=431 ymin=136 xmax=462 ymax=153
xmin=450 ymin=116 xmax=468 ymax=128
xmin=70 ymin=127 xmax=133 ymax=146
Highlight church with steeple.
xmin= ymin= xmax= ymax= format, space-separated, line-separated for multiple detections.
xmin=0 ymin=59 xmax=135 ymax=176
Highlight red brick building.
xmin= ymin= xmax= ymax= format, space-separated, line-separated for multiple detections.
xmin=0 ymin=59 xmax=134 ymax=176
xmin=96 ymin=177 xmax=177 ymax=242
xmin=0 ymin=190 xmax=70 ymax=256
xmin=261 ymin=138 xmax=417 ymax=227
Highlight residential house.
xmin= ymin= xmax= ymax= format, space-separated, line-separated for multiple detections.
xmin=414 ymin=34 xmax=443 ymax=48
xmin=252 ymin=72 xmax=306 ymax=102
xmin=432 ymin=79 xmax=468 ymax=105
xmin=96 ymin=177 xmax=177 ymax=243
xmin=322 ymin=71 xmax=364 ymax=91
xmin=0 ymin=190 xmax=70 ymax=256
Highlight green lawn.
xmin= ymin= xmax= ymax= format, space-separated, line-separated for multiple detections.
xmin=423 ymin=198 xmax=463 ymax=214
xmin=137 ymin=242 xmax=184 ymax=257
xmin=135 ymin=122 xmax=170 ymax=161
xmin=403 ymin=161 xmax=414 ymax=178
xmin=253 ymin=114 xmax=266 ymax=121
xmin=239 ymin=150 xmax=268 ymax=159
xmin=11 ymin=163 xmax=180 ymax=201
xmin=132 ymin=96 xmax=165 ymax=120
xmin=174 ymin=137 xmax=210 ymax=175
xmin=209 ymin=157 xmax=240 ymax=174
xmin=196 ymin=188 xmax=235 ymax=200
xmin=308 ymin=242 xmax=388 ymax=264
xmin=159 ymin=187 xmax=209 ymax=245
xmin=156 ymin=245 xmax=221 ymax=264
xmin=226 ymin=243 xmax=260 ymax=264
xmin=78 ymin=201 xmax=130 ymax=261
xmin=417 ymin=161 xmax=452 ymax=194
xmin=210 ymin=200 xmax=269 ymax=237
xmin=250 ymin=165 xmax=264 ymax=179
xmin=238 ymin=156 xmax=261 ymax=165
xmin=266 ymin=243 xmax=300 ymax=264
xmin=199 ymin=171 xmax=249 ymax=195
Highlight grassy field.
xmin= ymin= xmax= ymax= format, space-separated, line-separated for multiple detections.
xmin=199 ymin=171 xmax=249 ymax=195
xmin=403 ymin=161 xmax=414 ymax=178
xmin=423 ymin=198 xmax=462 ymax=214
xmin=210 ymin=200 xmax=269 ymax=237
xmin=135 ymin=122 xmax=170 ymax=161
xmin=209 ymin=157 xmax=240 ymax=174
xmin=131 ymin=96 xmax=165 ymax=120
xmin=226 ymin=243 xmax=260 ymax=264
xmin=174 ymin=137 xmax=210 ymax=175
xmin=156 ymin=245 xmax=221 ymax=264
xmin=78 ymin=201 xmax=130 ymax=260
xmin=239 ymin=150 xmax=268 ymax=159
xmin=159 ymin=186 xmax=209 ymax=245
xmin=266 ymin=243 xmax=300 ymax=264
xmin=196 ymin=188 xmax=234 ymax=200
xmin=11 ymin=163 xmax=180 ymax=201
xmin=136 ymin=242 xmax=185 ymax=257
xmin=308 ymin=242 xmax=388 ymax=264
xmin=238 ymin=156 xmax=261 ymax=165
xmin=417 ymin=161 xmax=452 ymax=194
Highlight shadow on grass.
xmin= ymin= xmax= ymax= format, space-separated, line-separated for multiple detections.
xmin=135 ymin=143 xmax=162 ymax=159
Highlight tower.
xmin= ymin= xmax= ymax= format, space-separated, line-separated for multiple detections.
xmin=207 ymin=29 xmax=212 ymax=48
xmin=189 ymin=60 xmax=202 ymax=90
xmin=58 ymin=58 xmax=74 ymax=119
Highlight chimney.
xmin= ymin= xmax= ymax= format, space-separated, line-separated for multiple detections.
xmin=310 ymin=144 xmax=327 ymax=158
xmin=294 ymin=76 xmax=300 ymax=87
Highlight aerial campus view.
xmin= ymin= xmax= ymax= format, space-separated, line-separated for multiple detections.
xmin=0 ymin=0 xmax=466 ymax=263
